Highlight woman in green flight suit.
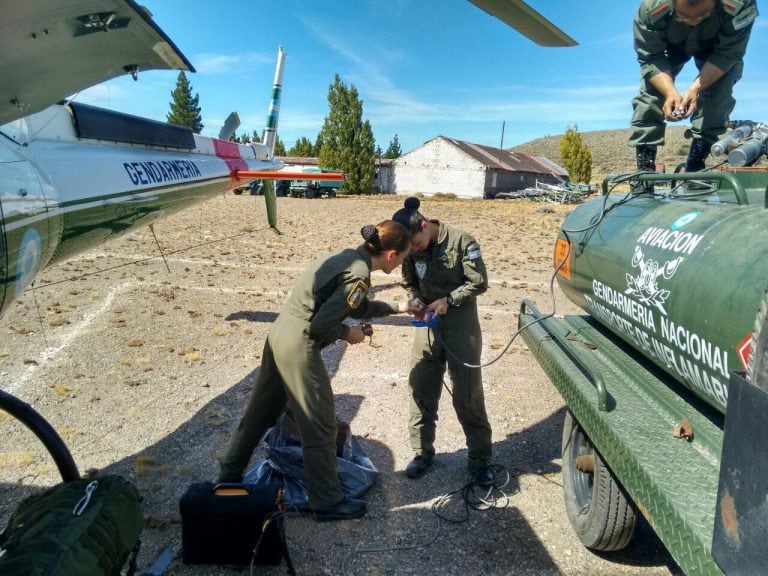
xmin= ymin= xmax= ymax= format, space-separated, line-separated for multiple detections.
xmin=392 ymin=197 xmax=494 ymax=486
xmin=219 ymin=220 xmax=416 ymax=522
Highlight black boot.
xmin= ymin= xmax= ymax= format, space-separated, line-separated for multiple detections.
xmin=636 ymin=145 xmax=657 ymax=172
xmin=633 ymin=145 xmax=657 ymax=193
xmin=685 ymin=139 xmax=712 ymax=172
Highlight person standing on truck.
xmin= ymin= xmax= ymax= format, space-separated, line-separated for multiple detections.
xmin=219 ymin=221 xmax=418 ymax=522
xmin=628 ymin=0 xmax=757 ymax=173
xmin=392 ymin=197 xmax=494 ymax=486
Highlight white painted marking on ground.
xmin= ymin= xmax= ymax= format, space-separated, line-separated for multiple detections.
xmin=5 ymin=283 xmax=130 ymax=395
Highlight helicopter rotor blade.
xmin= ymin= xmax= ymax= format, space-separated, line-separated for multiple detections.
xmin=468 ymin=0 xmax=578 ymax=47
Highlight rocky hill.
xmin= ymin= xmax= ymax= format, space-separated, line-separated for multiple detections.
xmin=512 ymin=125 xmax=692 ymax=185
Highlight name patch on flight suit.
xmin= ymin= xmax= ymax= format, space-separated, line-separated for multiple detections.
xmin=440 ymin=250 xmax=458 ymax=269
xmin=415 ymin=261 xmax=428 ymax=280
xmin=347 ymin=280 xmax=368 ymax=309
xmin=468 ymin=242 xmax=482 ymax=260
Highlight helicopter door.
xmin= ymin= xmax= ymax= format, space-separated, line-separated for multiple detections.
xmin=0 ymin=156 xmax=49 ymax=317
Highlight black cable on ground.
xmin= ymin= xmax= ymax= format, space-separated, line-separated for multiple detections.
xmin=340 ymin=463 xmax=515 ymax=576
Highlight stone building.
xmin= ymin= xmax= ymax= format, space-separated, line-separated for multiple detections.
xmin=392 ymin=136 xmax=567 ymax=199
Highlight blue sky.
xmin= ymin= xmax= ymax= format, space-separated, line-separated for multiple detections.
xmin=78 ymin=0 xmax=767 ymax=154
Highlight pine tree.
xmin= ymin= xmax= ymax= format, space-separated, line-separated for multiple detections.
xmin=559 ymin=125 xmax=593 ymax=184
xmin=273 ymin=135 xmax=286 ymax=157
xmin=288 ymin=137 xmax=315 ymax=157
xmin=313 ymin=133 xmax=325 ymax=157
xmin=384 ymin=135 xmax=402 ymax=159
xmin=166 ymin=71 xmax=203 ymax=133
xmin=318 ymin=74 xmax=376 ymax=194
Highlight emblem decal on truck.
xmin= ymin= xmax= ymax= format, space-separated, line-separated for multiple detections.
xmin=625 ymin=246 xmax=683 ymax=315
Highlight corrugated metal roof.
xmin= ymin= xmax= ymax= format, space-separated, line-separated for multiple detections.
xmin=442 ymin=136 xmax=567 ymax=176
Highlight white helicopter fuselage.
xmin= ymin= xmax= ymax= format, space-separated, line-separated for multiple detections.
xmin=0 ymin=102 xmax=280 ymax=317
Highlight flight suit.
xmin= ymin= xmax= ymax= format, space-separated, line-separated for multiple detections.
xmin=628 ymin=0 xmax=757 ymax=147
xmin=401 ymin=221 xmax=492 ymax=473
xmin=219 ymin=246 xmax=397 ymax=511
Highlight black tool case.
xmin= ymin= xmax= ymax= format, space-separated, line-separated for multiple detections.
xmin=180 ymin=482 xmax=284 ymax=566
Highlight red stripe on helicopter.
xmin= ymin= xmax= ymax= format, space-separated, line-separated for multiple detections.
xmin=213 ymin=139 xmax=249 ymax=172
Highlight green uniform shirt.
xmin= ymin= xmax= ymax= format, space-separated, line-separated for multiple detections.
xmin=634 ymin=0 xmax=757 ymax=80
xmin=281 ymin=245 xmax=396 ymax=347
xmin=401 ymin=221 xmax=488 ymax=306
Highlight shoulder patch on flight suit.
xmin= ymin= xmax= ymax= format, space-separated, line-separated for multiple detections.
xmin=346 ymin=280 xmax=368 ymax=309
xmin=727 ymin=2 xmax=758 ymax=30
xmin=648 ymin=0 xmax=673 ymax=21
xmin=467 ymin=242 xmax=482 ymax=261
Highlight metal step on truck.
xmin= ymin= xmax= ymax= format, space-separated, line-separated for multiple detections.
xmin=519 ymin=120 xmax=768 ymax=576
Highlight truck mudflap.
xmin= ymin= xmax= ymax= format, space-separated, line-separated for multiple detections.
xmin=712 ymin=371 xmax=768 ymax=575
xmin=519 ymin=298 xmax=726 ymax=576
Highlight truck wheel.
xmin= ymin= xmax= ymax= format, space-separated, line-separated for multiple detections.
xmin=304 ymin=188 xmax=316 ymax=199
xmin=327 ymin=190 xmax=337 ymax=198
xmin=748 ymin=290 xmax=768 ymax=389
xmin=562 ymin=411 xmax=636 ymax=551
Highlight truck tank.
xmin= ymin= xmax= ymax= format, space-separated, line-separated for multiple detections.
xmin=554 ymin=169 xmax=768 ymax=413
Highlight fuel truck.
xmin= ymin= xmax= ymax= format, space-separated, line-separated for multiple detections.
xmin=520 ymin=121 xmax=768 ymax=576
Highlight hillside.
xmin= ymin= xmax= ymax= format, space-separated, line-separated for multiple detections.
xmin=512 ymin=126 xmax=692 ymax=185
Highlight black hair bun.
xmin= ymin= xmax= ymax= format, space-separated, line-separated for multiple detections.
xmin=361 ymin=224 xmax=379 ymax=245
xmin=404 ymin=196 xmax=420 ymax=210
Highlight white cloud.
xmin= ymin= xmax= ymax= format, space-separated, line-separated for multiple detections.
xmin=192 ymin=52 xmax=274 ymax=74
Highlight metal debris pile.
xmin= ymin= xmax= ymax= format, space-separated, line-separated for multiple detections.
xmin=494 ymin=181 xmax=590 ymax=203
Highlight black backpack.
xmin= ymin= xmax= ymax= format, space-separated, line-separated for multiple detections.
xmin=0 ymin=390 xmax=143 ymax=576
xmin=0 ymin=475 xmax=143 ymax=575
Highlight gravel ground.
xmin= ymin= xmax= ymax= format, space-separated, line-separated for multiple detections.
xmin=0 ymin=194 xmax=681 ymax=575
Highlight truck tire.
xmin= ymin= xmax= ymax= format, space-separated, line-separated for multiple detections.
xmin=748 ymin=289 xmax=768 ymax=389
xmin=327 ymin=190 xmax=337 ymax=198
xmin=561 ymin=411 xmax=636 ymax=551
xmin=304 ymin=188 xmax=316 ymax=199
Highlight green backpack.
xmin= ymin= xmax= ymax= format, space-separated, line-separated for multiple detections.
xmin=0 ymin=475 xmax=143 ymax=576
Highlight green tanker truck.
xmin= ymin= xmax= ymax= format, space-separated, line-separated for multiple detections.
xmin=520 ymin=121 xmax=768 ymax=575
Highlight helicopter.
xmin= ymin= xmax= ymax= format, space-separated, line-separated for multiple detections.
xmin=0 ymin=0 xmax=288 ymax=323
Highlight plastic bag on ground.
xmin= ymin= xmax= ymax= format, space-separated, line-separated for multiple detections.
xmin=244 ymin=412 xmax=379 ymax=511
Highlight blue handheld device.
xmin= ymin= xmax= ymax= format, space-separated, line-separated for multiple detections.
xmin=411 ymin=310 xmax=439 ymax=328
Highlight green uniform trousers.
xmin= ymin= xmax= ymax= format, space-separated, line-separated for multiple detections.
xmin=219 ymin=314 xmax=343 ymax=511
xmin=408 ymin=302 xmax=492 ymax=472
xmin=629 ymin=53 xmax=743 ymax=147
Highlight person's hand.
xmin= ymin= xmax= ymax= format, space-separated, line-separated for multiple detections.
xmin=680 ymin=85 xmax=700 ymax=119
xmin=662 ymin=93 xmax=685 ymax=121
xmin=399 ymin=298 xmax=425 ymax=316
xmin=429 ymin=297 xmax=449 ymax=317
xmin=345 ymin=325 xmax=366 ymax=345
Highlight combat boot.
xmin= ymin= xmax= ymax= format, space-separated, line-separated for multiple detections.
xmin=636 ymin=144 xmax=657 ymax=172
xmin=312 ymin=497 xmax=367 ymax=522
xmin=633 ymin=145 xmax=657 ymax=193
xmin=405 ymin=454 xmax=434 ymax=479
xmin=684 ymin=138 xmax=712 ymax=172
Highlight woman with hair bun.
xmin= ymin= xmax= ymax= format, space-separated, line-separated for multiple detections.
xmin=219 ymin=220 xmax=416 ymax=522
xmin=392 ymin=197 xmax=494 ymax=486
